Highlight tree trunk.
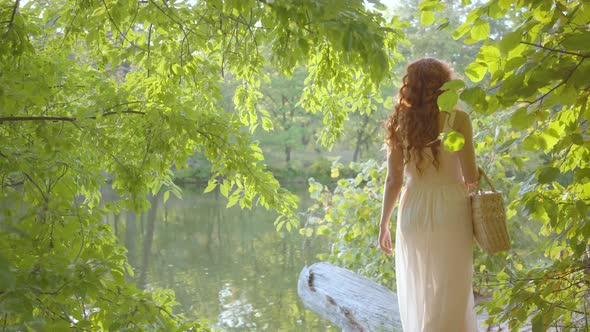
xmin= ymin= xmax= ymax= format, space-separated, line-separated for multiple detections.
xmin=139 ymin=192 xmax=162 ymax=290
xmin=301 ymin=123 xmax=310 ymax=146
xmin=352 ymin=133 xmax=362 ymax=162
xmin=297 ymin=262 xmax=401 ymax=331
xmin=285 ymin=145 xmax=292 ymax=164
xmin=125 ymin=211 xmax=137 ymax=272
xmin=140 ymin=211 xmax=146 ymax=236
xmin=113 ymin=213 xmax=119 ymax=238
xmin=353 ymin=115 xmax=371 ymax=162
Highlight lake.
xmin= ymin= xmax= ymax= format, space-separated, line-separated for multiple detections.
xmin=105 ymin=187 xmax=336 ymax=331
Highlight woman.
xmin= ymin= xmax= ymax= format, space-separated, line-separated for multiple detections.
xmin=378 ymin=58 xmax=479 ymax=331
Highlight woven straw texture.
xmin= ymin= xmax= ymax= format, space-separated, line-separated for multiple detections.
xmin=471 ymin=168 xmax=511 ymax=254
xmin=471 ymin=191 xmax=510 ymax=253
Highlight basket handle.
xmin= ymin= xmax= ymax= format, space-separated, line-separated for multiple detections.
xmin=476 ymin=166 xmax=497 ymax=192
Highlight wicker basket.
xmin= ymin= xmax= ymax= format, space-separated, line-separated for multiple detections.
xmin=471 ymin=167 xmax=511 ymax=254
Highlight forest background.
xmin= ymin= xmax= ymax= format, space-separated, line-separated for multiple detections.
xmin=0 ymin=0 xmax=589 ymax=331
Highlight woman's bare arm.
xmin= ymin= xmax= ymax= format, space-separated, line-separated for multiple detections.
xmin=379 ymin=143 xmax=404 ymax=228
xmin=455 ymin=110 xmax=479 ymax=185
xmin=378 ymin=141 xmax=404 ymax=255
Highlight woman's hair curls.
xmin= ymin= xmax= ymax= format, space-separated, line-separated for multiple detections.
xmin=385 ymin=58 xmax=452 ymax=173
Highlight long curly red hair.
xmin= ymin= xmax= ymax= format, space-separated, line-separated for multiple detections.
xmin=386 ymin=58 xmax=452 ymax=173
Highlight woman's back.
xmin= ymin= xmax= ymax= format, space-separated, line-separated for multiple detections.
xmin=404 ymin=109 xmax=478 ymax=188
xmin=395 ymin=110 xmax=478 ymax=331
xmin=379 ymin=58 xmax=478 ymax=331
xmin=404 ymin=110 xmax=463 ymax=186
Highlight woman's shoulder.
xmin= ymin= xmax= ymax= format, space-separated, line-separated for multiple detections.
xmin=451 ymin=109 xmax=475 ymax=136
xmin=453 ymin=109 xmax=471 ymax=126
xmin=454 ymin=109 xmax=470 ymax=119
xmin=441 ymin=109 xmax=467 ymax=132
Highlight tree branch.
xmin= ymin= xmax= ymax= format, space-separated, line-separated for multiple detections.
xmin=141 ymin=130 xmax=152 ymax=168
xmin=519 ymin=58 xmax=586 ymax=105
xmin=7 ymin=0 xmax=20 ymax=29
xmin=94 ymin=110 xmax=147 ymax=118
xmin=520 ymin=41 xmax=589 ymax=58
xmin=101 ymin=0 xmax=146 ymax=51
xmin=102 ymin=101 xmax=144 ymax=112
xmin=22 ymin=172 xmax=47 ymax=204
xmin=0 ymin=116 xmax=76 ymax=122
xmin=147 ymin=23 xmax=153 ymax=78
xmin=0 ymin=111 xmax=146 ymax=123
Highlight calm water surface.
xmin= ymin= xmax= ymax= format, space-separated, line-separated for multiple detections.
xmin=109 ymin=187 xmax=335 ymax=331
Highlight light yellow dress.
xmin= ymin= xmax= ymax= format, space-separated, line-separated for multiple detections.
xmin=395 ymin=110 xmax=478 ymax=332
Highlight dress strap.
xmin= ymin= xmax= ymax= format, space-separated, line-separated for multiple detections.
xmin=443 ymin=110 xmax=457 ymax=133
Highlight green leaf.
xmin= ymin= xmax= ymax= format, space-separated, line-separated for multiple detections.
xmin=561 ymin=32 xmax=590 ymax=51
xmin=576 ymin=200 xmax=588 ymax=220
xmin=437 ymin=90 xmax=458 ymax=112
xmin=479 ymin=45 xmax=501 ymax=67
xmin=460 ymin=86 xmax=487 ymax=107
xmin=440 ymin=79 xmax=465 ymax=91
xmin=436 ymin=20 xmax=450 ymax=31
xmin=219 ymin=180 xmax=230 ymax=198
xmin=498 ymin=31 xmax=522 ymax=54
xmin=498 ymin=0 xmax=511 ymax=9
xmin=510 ymin=107 xmax=535 ymax=130
xmin=262 ymin=116 xmax=273 ymax=131
xmin=204 ymin=178 xmax=217 ymax=193
xmin=496 ymin=270 xmax=509 ymax=281
xmin=538 ymin=167 xmax=559 ymax=184
xmin=504 ymin=56 xmax=526 ymax=72
xmin=496 ymin=138 xmax=518 ymax=154
xmin=470 ymin=19 xmax=490 ymax=41
xmin=443 ymin=130 xmax=465 ymax=152
xmin=531 ymin=313 xmax=545 ymax=332
xmin=540 ymin=127 xmax=560 ymax=153
xmin=317 ymin=224 xmax=330 ymax=235
xmin=464 ymin=62 xmax=488 ymax=82
xmin=487 ymin=2 xmax=505 ymax=19
xmin=574 ymin=168 xmax=590 ymax=182
xmin=533 ymin=3 xmax=553 ymax=23
xmin=571 ymin=4 xmax=590 ymax=25
xmin=366 ymin=0 xmax=387 ymax=11
xmin=420 ymin=11 xmax=435 ymax=26
xmin=452 ymin=22 xmax=471 ymax=40
xmin=0 ymin=256 xmax=15 ymax=290
xmin=522 ymin=134 xmax=541 ymax=151
xmin=555 ymin=85 xmax=577 ymax=105
xmin=226 ymin=194 xmax=239 ymax=208
xmin=418 ymin=0 xmax=443 ymax=11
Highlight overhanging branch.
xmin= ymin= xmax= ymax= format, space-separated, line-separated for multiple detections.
xmin=520 ymin=41 xmax=589 ymax=58
xmin=7 ymin=0 xmax=20 ymax=29
xmin=0 ymin=110 xmax=146 ymax=123
xmin=0 ymin=116 xmax=76 ymax=122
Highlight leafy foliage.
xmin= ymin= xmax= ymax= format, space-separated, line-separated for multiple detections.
xmin=0 ymin=0 xmax=404 ymax=329
xmin=304 ymin=0 xmax=590 ymax=330
xmin=302 ymin=160 xmax=396 ymax=287
xmin=446 ymin=0 xmax=590 ymax=330
xmin=258 ymin=66 xmax=320 ymax=164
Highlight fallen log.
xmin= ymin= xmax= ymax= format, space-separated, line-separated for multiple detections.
xmin=297 ymin=262 xmax=402 ymax=332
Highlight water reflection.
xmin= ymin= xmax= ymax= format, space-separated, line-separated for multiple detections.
xmin=105 ymin=187 xmax=334 ymax=331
